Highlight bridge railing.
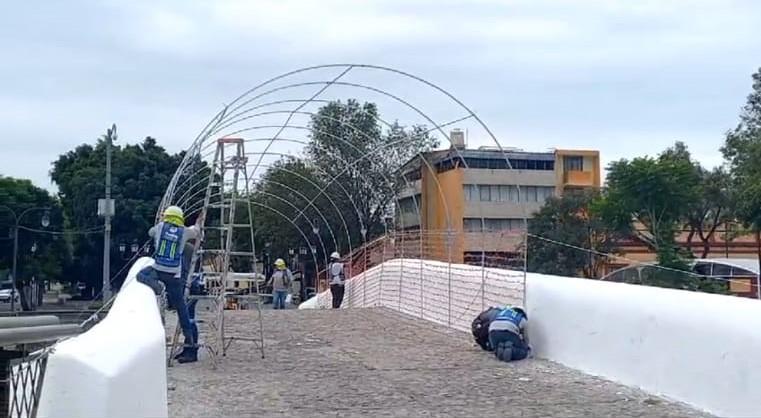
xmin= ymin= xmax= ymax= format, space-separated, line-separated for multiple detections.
xmin=5 ymin=351 xmax=48 ymax=418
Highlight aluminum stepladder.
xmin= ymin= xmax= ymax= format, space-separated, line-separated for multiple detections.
xmin=167 ymin=137 xmax=265 ymax=367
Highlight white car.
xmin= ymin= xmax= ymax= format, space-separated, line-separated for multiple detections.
xmin=0 ymin=288 xmax=19 ymax=303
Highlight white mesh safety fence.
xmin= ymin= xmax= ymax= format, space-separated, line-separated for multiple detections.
xmin=304 ymin=258 xmax=524 ymax=332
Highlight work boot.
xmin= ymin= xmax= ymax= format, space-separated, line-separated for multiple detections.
xmin=173 ymin=348 xmax=188 ymax=360
xmin=497 ymin=342 xmax=514 ymax=362
xmin=177 ymin=347 xmax=198 ymax=364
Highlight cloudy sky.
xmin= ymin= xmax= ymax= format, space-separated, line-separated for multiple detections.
xmin=1 ymin=0 xmax=760 ymax=190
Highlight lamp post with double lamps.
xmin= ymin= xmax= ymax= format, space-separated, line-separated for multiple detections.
xmin=0 ymin=206 xmax=51 ymax=312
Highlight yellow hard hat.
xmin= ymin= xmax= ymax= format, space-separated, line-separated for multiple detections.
xmin=274 ymin=258 xmax=286 ymax=269
xmin=163 ymin=205 xmax=185 ymax=226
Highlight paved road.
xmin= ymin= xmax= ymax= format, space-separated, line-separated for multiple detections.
xmin=167 ymin=308 xmax=709 ymax=418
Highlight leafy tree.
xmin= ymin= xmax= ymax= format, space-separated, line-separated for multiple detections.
xmin=685 ymin=167 xmax=733 ymax=258
xmin=246 ymin=157 xmax=332 ymax=269
xmin=305 ymin=99 xmax=438 ymax=252
xmin=0 ymin=176 xmax=66 ymax=309
xmin=598 ymin=142 xmax=701 ymax=270
xmin=528 ymin=189 xmax=624 ymax=278
xmin=51 ymin=130 xmax=182 ymax=294
xmin=722 ymin=67 xmax=761 ymax=272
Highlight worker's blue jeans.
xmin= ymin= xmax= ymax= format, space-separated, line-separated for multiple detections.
xmin=137 ymin=266 xmax=196 ymax=347
xmin=272 ymin=290 xmax=287 ymax=310
xmin=488 ymin=330 xmax=529 ymax=362
xmin=186 ymin=282 xmax=200 ymax=346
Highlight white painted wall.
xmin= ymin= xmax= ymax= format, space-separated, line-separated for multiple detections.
xmin=302 ymin=258 xmax=761 ymax=417
xmin=527 ymin=273 xmax=761 ymax=417
xmin=37 ymin=257 xmax=168 ymax=418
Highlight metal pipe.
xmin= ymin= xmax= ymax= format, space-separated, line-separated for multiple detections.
xmin=0 ymin=324 xmax=81 ymax=346
xmin=0 ymin=316 xmax=60 ymax=329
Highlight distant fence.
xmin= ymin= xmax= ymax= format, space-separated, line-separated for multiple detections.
xmin=302 ymin=258 xmax=525 ymax=331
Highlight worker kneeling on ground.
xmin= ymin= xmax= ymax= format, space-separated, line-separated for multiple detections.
xmin=488 ymin=305 xmax=530 ymax=362
xmin=472 ymin=306 xmax=501 ymax=351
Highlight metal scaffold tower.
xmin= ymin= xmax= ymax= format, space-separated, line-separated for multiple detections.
xmin=167 ymin=137 xmax=265 ymax=367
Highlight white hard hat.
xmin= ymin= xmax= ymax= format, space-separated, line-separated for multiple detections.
xmin=330 ymin=251 xmax=340 ymax=260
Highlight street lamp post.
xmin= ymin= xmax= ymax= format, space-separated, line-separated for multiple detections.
xmin=0 ymin=206 xmax=50 ymax=312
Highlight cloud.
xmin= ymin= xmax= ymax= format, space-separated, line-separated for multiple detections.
xmin=0 ymin=0 xmax=760 ymax=191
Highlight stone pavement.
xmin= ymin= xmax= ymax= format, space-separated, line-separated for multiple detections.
xmin=167 ymin=308 xmax=710 ymax=418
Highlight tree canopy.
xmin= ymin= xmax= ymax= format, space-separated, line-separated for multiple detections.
xmin=528 ymin=189 xmax=624 ymax=278
xmin=0 ymin=175 xmax=66 ymax=309
xmin=250 ymin=99 xmax=438 ymax=265
xmin=723 ymin=67 xmax=761 ymax=233
xmin=50 ymin=131 xmax=182 ymax=293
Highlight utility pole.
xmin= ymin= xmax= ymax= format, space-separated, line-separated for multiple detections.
xmin=99 ymin=124 xmax=116 ymax=302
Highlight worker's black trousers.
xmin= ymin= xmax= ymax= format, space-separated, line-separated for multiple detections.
xmin=330 ymin=284 xmax=345 ymax=308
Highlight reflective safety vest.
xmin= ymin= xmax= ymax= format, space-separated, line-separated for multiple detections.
xmin=489 ymin=307 xmax=526 ymax=334
xmin=154 ymin=223 xmax=184 ymax=268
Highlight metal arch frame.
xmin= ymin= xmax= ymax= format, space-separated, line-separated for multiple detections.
xmin=160 ymin=64 xmax=531 ymax=319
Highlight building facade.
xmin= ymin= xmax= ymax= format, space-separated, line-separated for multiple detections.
xmin=395 ymin=131 xmax=601 ymax=264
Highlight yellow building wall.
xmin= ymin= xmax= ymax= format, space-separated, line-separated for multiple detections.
xmin=554 ymin=149 xmax=601 ymax=195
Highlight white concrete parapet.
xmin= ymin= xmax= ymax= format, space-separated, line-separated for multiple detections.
xmin=37 ymin=257 xmax=168 ymax=418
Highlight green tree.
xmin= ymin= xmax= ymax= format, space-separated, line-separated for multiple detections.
xmin=599 ymin=142 xmax=701 ymax=271
xmin=528 ymin=189 xmax=623 ymax=278
xmin=51 ymin=130 xmax=182 ymax=294
xmin=722 ymin=67 xmax=761 ymax=273
xmin=0 ymin=176 xmax=67 ymax=309
xmin=685 ymin=167 xmax=733 ymax=258
xmin=246 ymin=157 xmax=332 ymax=268
xmin=305 ymin=99 xmax=438 ymax=252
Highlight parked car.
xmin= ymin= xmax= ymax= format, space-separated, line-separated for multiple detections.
xmin=0 ymin=288 xmax=19 ymax=304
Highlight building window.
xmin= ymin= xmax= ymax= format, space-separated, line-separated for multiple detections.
xmin=462 ymin=157 xmax=554 ymax=171
xmin=564 ymin=156 xmax=584 ymax=171
xmin=464 ymin=184 xmax=475 ymax=201
xmin=464 ymin=184 xmax=553 ymax=203
xmin=498 ymin=185 xmax=510 ymax=202
xmin=463 ymin=218 xmax=523 ymax=232
xmin=479 ymin=185 xmax=491 ymax=201
xmin=397 ymin=195 xmax=421 ymax=214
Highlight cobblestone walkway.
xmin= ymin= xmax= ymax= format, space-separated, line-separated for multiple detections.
xmin=167 ymin=308 xmax=709 ymax=417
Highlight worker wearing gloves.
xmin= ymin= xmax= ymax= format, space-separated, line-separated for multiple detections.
xmin=328 ymin=252 xmax=345 ymax=309
xmin=137 ymin=205 xmax=200 ymax=364
xmin=488 ymin=305 xmax=531 ymax=362
xmin=268 ymin=258 xmax=293 ymax=310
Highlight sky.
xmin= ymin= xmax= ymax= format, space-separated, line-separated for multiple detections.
xmin=1 ymin=0 xmax=760 ymax=191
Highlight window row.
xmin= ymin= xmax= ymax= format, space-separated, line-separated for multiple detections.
xmin=463 ymin=218 xmax=525 ymax=232
xmin=463 ymin=184 xmax=555 ymax=203
xmin=434 ymin=157 xmax=555 ymax=172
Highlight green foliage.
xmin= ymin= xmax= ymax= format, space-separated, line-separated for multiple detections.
xmin=599 ymin=141 xmax=701 ymax=269
xmin=247 ymin=158 xmax=331 ymax=267
xmin=685 ymin=166 xmax=733 ymax=257
xmin=528 ymin=189 xmax=624 ymax=278
xmin=304 ymin=100 xmax=437 ymax=251
xmin=0 ymin=176 xmax=67 ymax=309
xmin=723 ymin=67 xmax=761 ymax=232
xmin=50 ymin=130 xmax=182 ymax=292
